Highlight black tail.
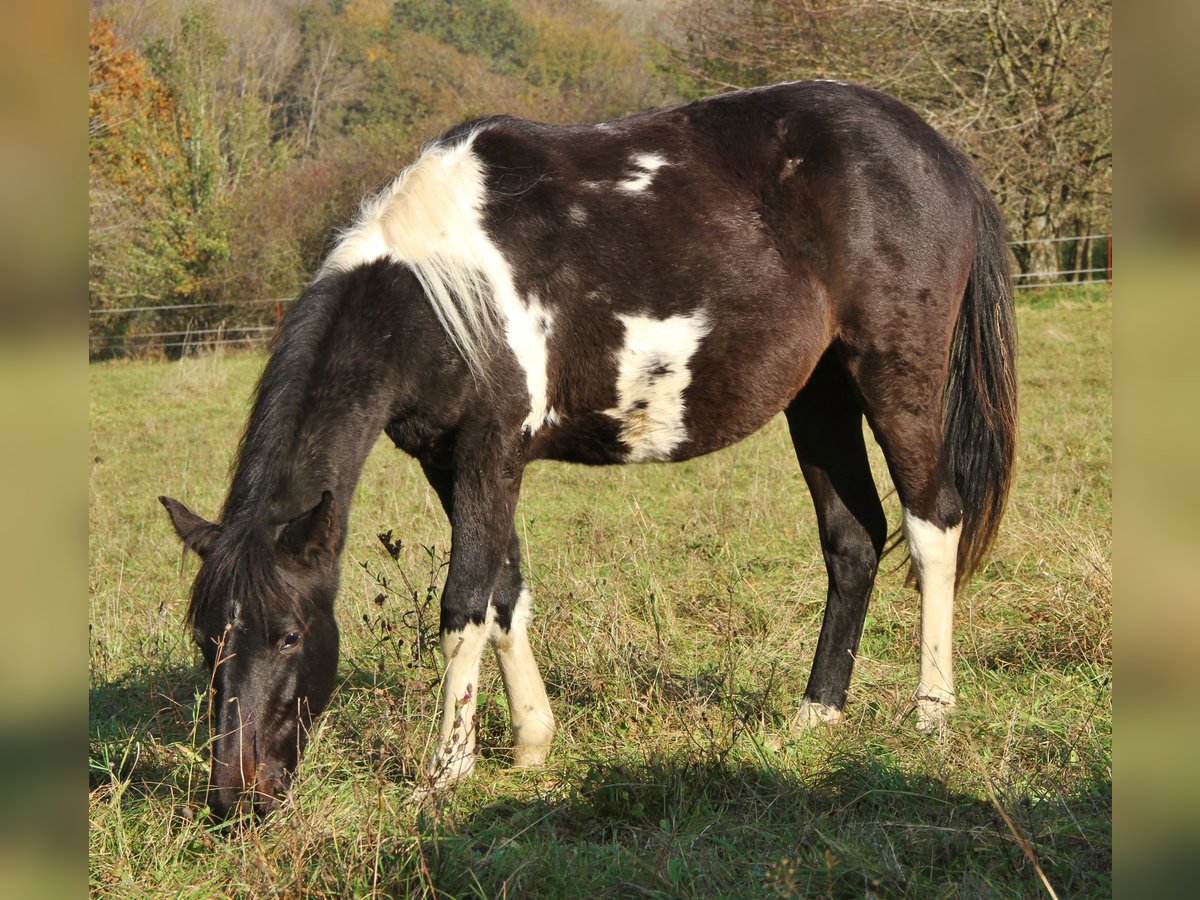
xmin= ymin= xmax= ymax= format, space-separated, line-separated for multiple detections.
xmin=943 ymin=179 xmax=1019 ymax=586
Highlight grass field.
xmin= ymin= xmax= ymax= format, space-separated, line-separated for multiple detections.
xmin=89 ymin=286 xmax=1111 ymax=897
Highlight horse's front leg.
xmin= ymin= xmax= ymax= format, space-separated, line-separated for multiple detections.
xmin=426 ymin=455 xmax=522 ymax=788
xmin=490 ymin=530 xmax=555 ymax=767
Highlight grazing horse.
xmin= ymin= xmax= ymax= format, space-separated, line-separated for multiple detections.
xmin=161 ymin=81 xmax=1017 ymax=820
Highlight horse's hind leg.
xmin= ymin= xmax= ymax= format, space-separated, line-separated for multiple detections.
xmin=785 ymin=352 xmax=887 ymax=726
xmin=847 ymin=350 xmax=964 ymax=733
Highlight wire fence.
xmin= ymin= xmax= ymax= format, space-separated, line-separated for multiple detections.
xmin=89 ymin=235 xmax=1111 ymax=358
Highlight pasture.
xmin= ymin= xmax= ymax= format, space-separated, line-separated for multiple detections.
xmin=89 ymin=286 xmax=1111 ymax=897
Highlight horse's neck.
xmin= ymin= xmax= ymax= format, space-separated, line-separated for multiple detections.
xmin=225 ymin=343 xmax=402 ymax=529
xmin=285 ymin=383 xmax=395 ymax=511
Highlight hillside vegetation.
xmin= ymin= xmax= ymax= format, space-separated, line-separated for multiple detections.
xmin=89 ymin=0 xmax=1110 ymax=351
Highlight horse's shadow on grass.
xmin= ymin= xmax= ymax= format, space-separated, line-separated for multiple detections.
xmin=89 ymin=661 xmax=208 ymax=794
xmin=325 ymin=659 xmax=1109 ymax=895
xmin=88 ymin=665 xmax=1110 ymax=895
xmin=412 ymin=751 xmax=1111 ymax=897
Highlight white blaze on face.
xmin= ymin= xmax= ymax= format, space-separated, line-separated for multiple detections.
xmin=902 ymin=510 xmax=962 ymax=730
xmin=605 ymin=311 xmax=710 ymax=462
xmin=616 ymin=153 xmax=668 ymax=194
xmin=316 ymin=131 xmax=552 ymax=432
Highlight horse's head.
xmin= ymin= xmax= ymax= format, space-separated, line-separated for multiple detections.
xmin=160 ymin=492 xmax=342 ymax=821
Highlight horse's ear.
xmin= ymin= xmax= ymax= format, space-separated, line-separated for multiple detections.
xmin=159 ymin=496 xmax=220 ymax=558
xmin=278 ymin=491 xmax=340 ymax=568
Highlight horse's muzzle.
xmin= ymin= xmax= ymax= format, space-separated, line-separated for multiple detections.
xmin=206 ymin=753 xmax=292 ymax=821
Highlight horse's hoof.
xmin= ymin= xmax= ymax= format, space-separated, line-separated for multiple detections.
xmin=914 ymin=691 xmax=955 ymax=734
xmin=794 ymin=698 xmax=844 ymax=729
xmin=414 ymin=749 xmax=476 ymax=800
xmin=512 ymin=743 xmax=551 ymax=767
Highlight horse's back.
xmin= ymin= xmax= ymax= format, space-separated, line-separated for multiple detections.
xmin=347 ymin=83 xmax=985 ymax=465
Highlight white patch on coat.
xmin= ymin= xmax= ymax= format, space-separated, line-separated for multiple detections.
xmin=604 ymin=311 xmax=709 ymax=461
xmin=317 ymin=132 xmax=547 ymax=429
xmin=502 ymin=294 xmax=553 ymax=432
xmin=489 ymin=587 xmax=554 ymax=765
xmin=903 ymin=510 xmax=961 ymax=731
xmin=616 ymin=153 xmax=669 ymax=194
xmin=566 ymin=204 xmax=588 ymax=225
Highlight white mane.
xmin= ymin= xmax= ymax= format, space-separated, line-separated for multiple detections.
xmin=319 ymin=131 xmax=508 ymax=375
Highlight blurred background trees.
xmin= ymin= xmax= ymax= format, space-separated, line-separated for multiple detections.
xmin=671 ymin=0 xmax=1112 ymax=280
xmin=88 ymin=0 xmax=1110 ymax=354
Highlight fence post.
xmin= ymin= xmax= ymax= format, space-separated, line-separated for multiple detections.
xmin=276 ymin=298 xmax=282 ymax=326
xmin=1106 ymin=234 xmax=1112 ymax=284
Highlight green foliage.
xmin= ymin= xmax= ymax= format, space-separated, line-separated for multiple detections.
xmin=521 ymin=3 xmax=650 ymax=113
xmin=394 ymin=0 xmax=535 ymax=74
xmin=90 ymin=0 xmax=668 ymax=351
xmin=90 ymin=6 xmax=285 ymax=351
xmin=90 ymin=0 xmax=1110 ymax=355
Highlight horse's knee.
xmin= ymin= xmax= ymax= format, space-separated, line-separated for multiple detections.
xmin=821 ymin=495 xmax=885 ymax=574
xmin=824 ymin=534 xmax=881 ymax=595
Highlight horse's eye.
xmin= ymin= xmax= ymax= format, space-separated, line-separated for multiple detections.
xmin=280 ymin=631 xmax=302 ymax=652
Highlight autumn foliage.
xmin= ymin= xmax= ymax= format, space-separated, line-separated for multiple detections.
xmin=87 ymin=0 xmax=1110 ymax=355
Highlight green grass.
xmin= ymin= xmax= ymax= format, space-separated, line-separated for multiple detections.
xmin=89 ymin=287 xmax=1111 ymax=897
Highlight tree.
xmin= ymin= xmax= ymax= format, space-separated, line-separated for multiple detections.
xmin=88 ymin=0 xmax=676 ymax=353
xmin=89 ymin=17 xmax=198 ymax=349
xmin=90 ymin=4 xmax=305 ymax=351
xmin=669 ymin=0 xmax=1112 ymax=279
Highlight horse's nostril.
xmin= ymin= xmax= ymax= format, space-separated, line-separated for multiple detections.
xmin=205 ymin=785 xmax=246 ymax=823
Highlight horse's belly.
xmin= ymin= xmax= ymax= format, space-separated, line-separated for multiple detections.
xmin=533 ymin=340 xmax=807 ymax=466
xmin=529 ymin=279 xmax=825 ymax=466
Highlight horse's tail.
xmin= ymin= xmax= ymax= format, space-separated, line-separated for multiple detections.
xmin=942 ymin=177 xmax=1019 ymax=587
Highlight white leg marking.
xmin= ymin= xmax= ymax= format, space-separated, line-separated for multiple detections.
xmin=616 ymin=152 xmax=668 ymax=194
xmin=903 ymin=510 xmax=962 ymax=733
xmin=429 ymin=613 xmax=492 ymax=786
xmin=490 ymin=587 xmax=555 ymax=766
xmin=604 ymin=311 xmax=710 ymax=461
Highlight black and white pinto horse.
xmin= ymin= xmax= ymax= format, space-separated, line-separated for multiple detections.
xmin=161 ymin=81 xmax=1017 ymax=819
